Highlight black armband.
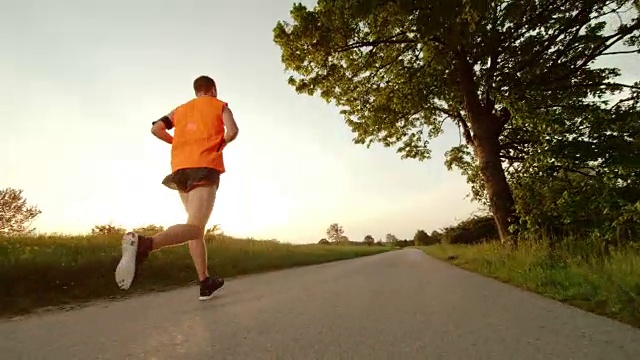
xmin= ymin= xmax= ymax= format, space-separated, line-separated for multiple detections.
xmin=152 ymin=116 xmax=173 ymax=130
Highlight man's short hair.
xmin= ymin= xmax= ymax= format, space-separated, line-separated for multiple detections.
xmin=193 ymin=75 xmax=217 ymax=94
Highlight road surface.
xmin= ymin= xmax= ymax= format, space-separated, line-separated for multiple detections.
xmin=1 ymin=248 xmax=639 ymax=359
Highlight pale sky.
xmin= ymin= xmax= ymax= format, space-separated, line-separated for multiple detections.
xmin=1 ymin=1 xmax=637 ymax=244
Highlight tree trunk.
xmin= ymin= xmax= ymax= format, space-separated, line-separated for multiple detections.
xmin=457 ymin=57 xmax=517 ymax=246
xmin=472 ymin=126 xmax=517 ymax=246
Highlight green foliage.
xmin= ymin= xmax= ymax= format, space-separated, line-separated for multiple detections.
xmin=274 ymin=1 xmax=639 ymax=161
xmin=363 ymin=234 xmax=375 ymax=245
xmin=132 ymin=224 xmax=165 ymax=237
xmin=0 ymin=188 xmax=41 ymax=236
xmin=274 ymin=0 xmax=458 ymax=161
xmin=91 ymin=224 xmax=126 ymax=236
xmin=0 ymin=233 xmax=391 ymax=317
xmin=205 ymin=224 xmax=223 ymax=237
xmin=318 ymin=238 xmax=330 ymax=245
xmin=413 ymin=229 xmax=437 ymax=246
xmin=423 ymin=241 xmax=640 ymax=328
xmin=429 ymin=230 xmax=443 ymax=243
xmin=385 ymin=233 xmax=399 ymax=243
xmin=392 ymin=239 xmax=414 ymax=248
xmin=438 ymin=215 xmax=499 ymax=245
xmin=509 ymin=88 xmax=640 ymax=243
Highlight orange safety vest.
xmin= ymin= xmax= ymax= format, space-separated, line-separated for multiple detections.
xmin=170 ymin=96 xmax=227 ymax=174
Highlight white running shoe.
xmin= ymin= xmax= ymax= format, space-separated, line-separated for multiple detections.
xmin=115 ymin=232 xmax=139 ymax=290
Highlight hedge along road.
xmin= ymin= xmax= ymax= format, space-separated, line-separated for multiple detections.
xmin=1 ymin=248 xmax=639 ymax=359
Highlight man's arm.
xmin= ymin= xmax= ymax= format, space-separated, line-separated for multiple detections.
xmin=222 ymin=105 xmax=239 ymax=146
xmin=151 ymin=111 xmax=174 ymax=145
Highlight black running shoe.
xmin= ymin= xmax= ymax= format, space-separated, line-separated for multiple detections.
xmin=199 ymin=276 xmax=224 ymax=300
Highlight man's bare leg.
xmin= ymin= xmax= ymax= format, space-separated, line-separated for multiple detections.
xmin=188 ymin=236 xmax=209 ymax=281
xmin=115 ymin=185 xmax=223 ymax=297
xmin=150 ymin=185 xmax=216 ymax=280
xmin=184 ymin=188 xmax=213 ymax=280
xmin=149 ymin=224 xmax=203 ymax=249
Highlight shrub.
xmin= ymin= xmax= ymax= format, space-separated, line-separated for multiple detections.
xmin=440 ymin=215 xmax=498 ymax=245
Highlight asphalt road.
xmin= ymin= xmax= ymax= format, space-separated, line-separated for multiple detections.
xmin=1 ymin=248 xmax=640 ymax=359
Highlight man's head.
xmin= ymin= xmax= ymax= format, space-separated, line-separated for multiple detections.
xmin=193 ymin=75 xmax=217 ymax=97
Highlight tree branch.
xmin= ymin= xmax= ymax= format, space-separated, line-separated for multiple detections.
xmin=454 ymin=111 xmax=475 ymax=148
xmin=531 ymin=103 xmax=593 ymax=111
xmin=543 ymin=82 xmax=640 ymax=92
xmin=499 ymin=154 xmax=525 ymax=162
xmin=501 ymin=139 xmax=532 ymax=150
xmin=551 ymin=165 xmax=598 ymax=178
xmin=601 ymin=49 xmax=640 ymax=55
xmin=501 ymin=1 xmax=564 ymax=49
xmin=456 ymin=55 xmax=487 ymax=126
xmin=367 ymin=44 xmax=417 ymax=80
xmin=612 ymin=94 xmax=640 ymax=109
xmin=336 ymin=32 xmax=415 ymax=52
xmin=484 ymin=52 xmax=499 ymax=110
xmin=550 ymin=21 xmax=640 ymax=83
xmin=515 ymin=4 xmax=593 ymax=74
xmin=434 ymin=104 xmax=475 ymax=148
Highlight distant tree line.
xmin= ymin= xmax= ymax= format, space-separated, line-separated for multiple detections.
xmin=318 ymin=214 xmax=501 ymax=247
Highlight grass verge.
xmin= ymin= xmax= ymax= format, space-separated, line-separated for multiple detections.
xmin=0 ymin=234 xmax=391 ymax=318
xmin=420 ymin=242 xmax=640 ymax=329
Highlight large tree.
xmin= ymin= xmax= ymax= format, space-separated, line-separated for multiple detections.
xmin=274 ymin=0 xmax=640 ymax=245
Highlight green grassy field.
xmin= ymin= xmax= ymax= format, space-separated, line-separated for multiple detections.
xmin=420 ymin=241 xmax=640 ymax=328
xmin=0 ymin=234 xmax=392 ymax=318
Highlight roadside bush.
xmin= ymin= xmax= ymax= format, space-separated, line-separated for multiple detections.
xmin=440 ymin=215 xmax=498 ymax=245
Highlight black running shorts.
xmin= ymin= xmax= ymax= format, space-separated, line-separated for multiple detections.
xmin=161 ymin=167 xmax=221 ymax=193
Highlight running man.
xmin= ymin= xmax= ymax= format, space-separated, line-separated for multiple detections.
xmin=115 ymin=75 xmax=239 ymax=300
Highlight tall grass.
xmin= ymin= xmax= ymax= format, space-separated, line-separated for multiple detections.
xmin=421 ymin=238 xmax=640 ymax=328
xmin=0 ymin=234 xmax=391 ymax=317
